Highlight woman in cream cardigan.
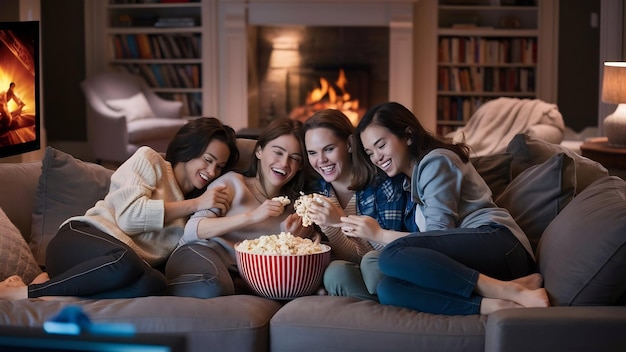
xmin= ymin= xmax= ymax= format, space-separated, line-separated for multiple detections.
xmin=0 ymin=117 xmax=239 ymax=300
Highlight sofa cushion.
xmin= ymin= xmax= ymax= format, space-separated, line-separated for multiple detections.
xmin=470 ymin=152 xmax=513 ymax=199
xmin=0 ymin=161 xmax=41 ymax=239
xmin=506 ymin=133 xmax=608 ymax=194
xmin=30 ymin=147 xmax=114 ymax=266
xmin=0 ymin=207 xmax=42 ymax=283
xmin=495 ymin=153 xmax=575 ymax=252
xmin=0 ymin=295 xmax=282 ymax=352
xmin=537 ymin=176 xmax=626 ymax=306
xmin=106 ymin=92 xmax=156 ymax=122
xmin=271 ymin=296 xmax=486 ymax=352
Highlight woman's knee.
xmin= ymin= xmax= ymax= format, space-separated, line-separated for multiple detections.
xmin=323 ymin=260 xmax=357 ymax=295
xmin=165 ymin=245 xmax=234 ymax=298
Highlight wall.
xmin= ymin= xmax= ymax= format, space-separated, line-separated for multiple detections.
xmin=24 ymin=1 xmax=625 ymax=158
xmin=557 ymin=0 xmax=601 ymax=132
xmin=41 ymin=0 xmax=85 ymax=142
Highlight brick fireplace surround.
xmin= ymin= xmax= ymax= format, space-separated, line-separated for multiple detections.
xmin=218 ymin=0 xmax=418 ymax=132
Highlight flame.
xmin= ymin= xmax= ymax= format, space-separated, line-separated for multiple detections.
xmin=303 ymin=69 xmax=361 ymax=125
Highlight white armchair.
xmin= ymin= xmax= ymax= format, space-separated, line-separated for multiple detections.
xmin=81 ymin=71 xmax=188 ymax=163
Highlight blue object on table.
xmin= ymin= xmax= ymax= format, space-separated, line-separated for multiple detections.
xmin=43 ymin=305 xmax=136 ymax=336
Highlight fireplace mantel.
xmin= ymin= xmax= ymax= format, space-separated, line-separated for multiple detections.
xmin=217 ymin=0 xmax=418 ymax=131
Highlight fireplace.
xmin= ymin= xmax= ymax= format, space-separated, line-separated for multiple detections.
xmin=217 ymin=0 xmax=417 ymax=132
xmin=250 ymin=25 xmax=389 ymax=127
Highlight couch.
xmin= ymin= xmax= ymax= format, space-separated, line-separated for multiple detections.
xmin=1 ymin=134 xmax=626 ymax=352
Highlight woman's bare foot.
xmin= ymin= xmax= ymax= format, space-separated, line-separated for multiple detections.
xmin=475 ymin=273 xmax=551 ymax=310
xmin=480 ymin=298 xmax=522 ymax=315
xmin=30 ymin=272 xmax=50 ymax=285
xmin=512 ymin=273 xmax=543 ymax=290
xmin=515 ymin=287 xmax=550 ymax=308
xmin=0 ymin=276 xmax=28 ymax=300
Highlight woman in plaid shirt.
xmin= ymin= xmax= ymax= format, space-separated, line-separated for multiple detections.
xmin=302 ymin=109 xmax=417 ymax=301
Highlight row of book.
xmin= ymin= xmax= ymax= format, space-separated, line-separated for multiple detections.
xmin=438 ymin=37 xmax=537 ymax=65
xmin=110 ymin=0 xmax=199 ymax=4
xmin=437 ymin=96 xmax=494 ymax=123
xmin=438 ymin=66 xmax=536 ymax=93
xmin=159 ymin=92 xmax=202 ymax=117
xmin=115 ymin=63 xmax=201 ymax=90
xmin=111 ymin=33 xmax=200 ymax=60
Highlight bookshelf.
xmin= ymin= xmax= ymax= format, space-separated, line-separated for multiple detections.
xmin=414 ymin=0 xmax=557 ymax=136
xmin=86 ymin=0 xmax=216 ymax=118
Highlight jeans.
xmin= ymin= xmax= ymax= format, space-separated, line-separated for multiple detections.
xmin=323 ymin=251 xmax=383 ymax=301
xmin=377 ymin=225 xmax=534 ymax=315
xmin=29 ymin=221 xmax=166 ymax=299
xmin=165 ymin=241 xmax=237 ymax=298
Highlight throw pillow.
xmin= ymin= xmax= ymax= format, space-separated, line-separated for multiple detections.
xmin=537 ymin=176 xmax=626 ymax=306
xmin=0 ymin=207 xmax=42 ymax=283
xmin=469 ymin=152 xmax=513 ymax=199
xmin=495 ymin=152 xmax=575 ymax=253
xmin=105 ymin=92 xmax=156 ymax=122
xmin=506 ymin=133 xmax=608 ymax=194
xmin=30 ymin=147 xmax=114 ymax=266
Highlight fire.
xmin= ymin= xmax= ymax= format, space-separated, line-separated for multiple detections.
xmin=291 ymin=69 xmax=362 ymax=126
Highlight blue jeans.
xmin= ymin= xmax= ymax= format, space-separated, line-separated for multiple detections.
xmin=377 ymin=225 xmax=534 ymax=315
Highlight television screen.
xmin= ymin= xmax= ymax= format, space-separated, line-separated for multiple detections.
xmin=0 ymin=20 xmax=40 ymax=158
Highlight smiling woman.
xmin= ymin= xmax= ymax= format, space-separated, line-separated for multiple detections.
xmin=349 ymin=101 xmax=548 ymax=316
xmin=0 ymin=117 xmax=239 ymax=301
xmin=299 ymin=109 xmax=414 ymax=302
xmin=165 ymin=117 xmax=317 ymax=299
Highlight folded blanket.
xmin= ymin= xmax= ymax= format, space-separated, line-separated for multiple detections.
xmin=451 ymin=98 xmax=564 ymax=157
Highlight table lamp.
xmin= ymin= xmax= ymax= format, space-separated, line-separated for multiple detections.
xmin=602 ymin=62 xmax=626 ymax=147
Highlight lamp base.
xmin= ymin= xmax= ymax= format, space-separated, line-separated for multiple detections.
xmin=604 ymin=104 xmax=626 ymax=148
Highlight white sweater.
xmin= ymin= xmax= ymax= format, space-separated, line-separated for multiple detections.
xmin=64 ymin=146 xmax=186 ymax=267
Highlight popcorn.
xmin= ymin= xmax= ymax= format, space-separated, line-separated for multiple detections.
xmin=294 ymin=193 xmax=322 ymax=227
xmin=236 ymin=232 xmax=324 ymax=255
xmin=272 ymin=196 xmax=291 ymax=206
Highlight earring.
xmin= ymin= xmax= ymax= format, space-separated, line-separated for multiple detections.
xmin=347 ymin=146 xmax=352 ymax=153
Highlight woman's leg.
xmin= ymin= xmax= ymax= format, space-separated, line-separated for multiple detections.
xmin=323 ymin=260 xmax=377 ymax=301
xmin=28 ymin=221 xmax=159 ymax=298
xmin=377 ymin=225 xmax=542 ymax=315
xmin=165 ymin=243 xmax=234 ymax=298
xmin=360 ymin=251 xmax=384 ymax=295
xmin=88 ymin=267 xmax=166 ymax=299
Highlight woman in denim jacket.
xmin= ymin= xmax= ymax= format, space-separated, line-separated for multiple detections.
xmin=345 ymin=102 xmax=549 ymax=315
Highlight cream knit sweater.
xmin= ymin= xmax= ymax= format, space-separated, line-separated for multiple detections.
xmin=63 ymin=146 xmax=185 ymax=267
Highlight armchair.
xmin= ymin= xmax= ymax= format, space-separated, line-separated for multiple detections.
xmin=81 ymin=71 xmax=188 ymax=163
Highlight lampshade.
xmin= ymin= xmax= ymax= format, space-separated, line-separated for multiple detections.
xmin=601 ymin=62 xmax=626 ymax=147
xmin=602 ymin=62 xmax=626 ymax=104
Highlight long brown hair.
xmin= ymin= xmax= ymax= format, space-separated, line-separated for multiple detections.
xmin=165 ymin=116 xmax=239 ymax=198
xmin=244 ymin=117 xmax=309 ymax=200
xmin=352 ymin=102 xmax=470 ymax=189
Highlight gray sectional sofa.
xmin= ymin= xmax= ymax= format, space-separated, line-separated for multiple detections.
xmin=1 ymin=134 xmax=626 ymax=352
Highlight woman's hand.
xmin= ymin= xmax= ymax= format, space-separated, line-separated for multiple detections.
xmin=196 ymin=184 xmax=232 ymax=214
xmin=338 ymin=215 xmax=383 ymax=243
xmin=248 ymin=199 xmax=287 ymax=223
xmin=307 ymin=195 xmax=345 ymax=227
xmin=284 ymin=213 xmax=315 ymax=238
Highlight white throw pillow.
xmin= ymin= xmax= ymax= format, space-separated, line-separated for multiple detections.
xmin=106 ymin=92 xmax=156 ymax=122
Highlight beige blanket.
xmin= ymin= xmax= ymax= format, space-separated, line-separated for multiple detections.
xmin=451 ymin=97 xmax=564 ymax=157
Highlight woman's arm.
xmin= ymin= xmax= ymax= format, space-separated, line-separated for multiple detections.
xmin=193 ymin=198 xmax=286 ymax=239
xmin=163 ymin=184 xmax=231 ymax=223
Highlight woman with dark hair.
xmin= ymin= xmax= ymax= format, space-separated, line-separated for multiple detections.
xmin=301 ymin=109 xmax=416 ymax=300
xmin=0 ymin=117 xmax=239 ymax=300
xmin=166 ymin=117 xmax=314 ymax=298
xmin=343 ymin=101 xmax=549 ymax=315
